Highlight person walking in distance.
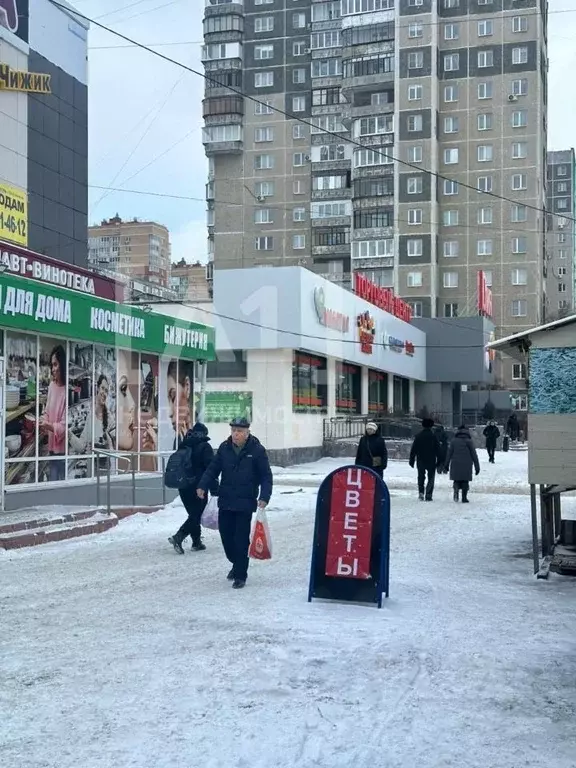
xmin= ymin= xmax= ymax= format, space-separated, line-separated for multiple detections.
xmin=483 ymin=420 xmax=500 ymax=464
xmin=197 ymin=417 xmax=273 ymax=590
xmin=446 ymin=425 xmax=480 ymax=503
xmin=168 ymin=423 xmax=218 ymax=554
xmin=409 ymin=418 xmax=442 ymax=501
xmin=355 ymin=422 xmax=388 ymax=478
xmin=434 ymin=424 xmax=448 ymax=474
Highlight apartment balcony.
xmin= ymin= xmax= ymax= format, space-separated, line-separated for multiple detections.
xmin=204 ymin=0 xmax=244 ymax=18
xmin=206 ymin=181 xmax=215 ymax=201
xmin=311 ymin=188 xmax=352 ymax=201
xmin=342 ymin=101 xmax=395 ymax=121
xmin=353 ymin=226 xmax=394 ymax=240
xmin=203 ymin=95 xmax=244 ymax=119
xmin=341 ymin=69 xmax=394 ymax=99
xmin=352 ymin=256 xmax=394 ymax=270
xmin=312 ymin=243 xmax=351 ymax=257
xmin=311 ymin=216 xmax=351 ymax=228
xmin=352 ymin=195 xmax=394 ymax=210
xmin=203 ymin=122 xmax=243 ymax=155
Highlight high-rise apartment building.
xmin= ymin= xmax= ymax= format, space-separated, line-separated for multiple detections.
xmin=545 ymin=149 xmax=575 ymax=320
xmin=88 ymin=215 xmax=171 ymax=288
xmin=170 ymin=258 xmax=212 ymax=301
xmin=202 ymin=0 xmax=548 ymax=385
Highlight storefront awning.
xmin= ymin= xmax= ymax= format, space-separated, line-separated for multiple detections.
xmin=487 ymin=315 xmax=576 ymax=361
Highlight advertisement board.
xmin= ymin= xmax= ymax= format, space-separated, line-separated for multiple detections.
xmin=0 ymin=0 xmax=29 ymax=44
xmin=0 ymin=183 xmax=27 ymax=246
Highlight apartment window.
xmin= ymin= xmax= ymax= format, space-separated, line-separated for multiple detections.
xmin=293 ymin=68 xmax=306 ymax=84
xmin=255 ymin=181 xmax=274 ymax=198
xmin=559 ymin=283 xmax=568 ymax=293
xmin=511 ymin=174 xmax=527 ymax=190
xmin=511 ymin=204 xmax=527 ymax=222
xmin=441 ymin=87 xmax=460 ymax=108
xmin=408 ymin=209 xmax=423 ymax=225
xmin=313 ymin=202 xmax=350 ymax=219
xmin=311 ymin=31 xmax=341 ymax=49
xmin=293 ymin=12 xmax=306 ymax=28
xmin=319 ymin=144 xmax=345 ymax=161
xmin=314 ymin=174 xmax=348 ymax=191
xmin=255 ymin=0 xmax=273 ymax=4
xmin=444 ymin=180 xmax=458 ymax=196
xmin=293 ymin=152 xmax=307 ymax=167
xmin=254 ymin=16 xmax=274 ymax=33
xmin=444 ymin=241 xmax=459 ymax=257
xmin=512 ymin=46 xmax=528 ymax=64
xmin=202 ymin=124 xmax=243 ymax=143
xmin=478 ymin=50 xmax=494 ymax=68
xmin=557 ymin=233 xmax=567 ymax=244
xmin=371 ymin=92 xmax=391 ymax=106
xmin=255 ymin=236 xmax=274 ymax=251
xmin=408 ymin=115 xmax=423 ymax=132
xmin=512 ymin=78 xmax=528 ymax=96
xmin=408 ymin=84 xmax=422 ymax=101
xmin=444 ymin=116 xmax=459 ymax=133
xmin=292 ymin=235 xmax=306 ymax=250
xmin=477 ymin=176 xmax=493 ymax=192
xmin=444 ymin=148 xmax=459 ymax=164
xmin=478 ymin=113 xmax=494 ymax=131
xmin=293 ymin=40 xmax=306 ymax=56
xmin=292 ymin=96 xmax=306 ymax=112
xmin=408 ymin=52 xmax=423 ymax=69
xmin=254 ymin=154 xmax=274 ymax=170
xmin=293 ymin=180 xmax=304 ymax=195
xmin=354 ymin=176 xmax=394 ymax=200
xmin=354 ymin=148 xmax=393 ymax=168
xmin=512 ymin=364 xmax=527 ymax=380
xmin=444 ymin=303 xmax=458 ymax=318
xmin=407 ymin=271 xmax=423 ymax=287
xmin=478 ymin=207 xmax=493 ymax=225
xmin=293 ymin=124 xmax=306 ymax=139
xmin=408 ymin=0 xmax=424 ymax=5
xmin=357 ymin=115 xmax=394 ymax=136
xmin=511 ymin=237 xmax=527 ymax=254
xmin=352 ymin=239 xmax=393 ymax=258
xmin=443 ymin=210 xmax=458 ymax=226
xmin=559 ymin=300 xmax=569 ymax=310
xmin=558 ymin=266 xmax=567 ymax=276
xmin=513 ymin=16 xmax=528 ymax=33
xmin=478 ymin=144 xmax=493 ymax=162
xmin=311 ymin=58 xmax=341 ymax=77
xmin=311 ymin=1 xmax=341 ymax=22
xmin=255 ymin=44 xmax=274 ymax=60
xmin=255 ymin=127 xmax=274 ymax=142
xmin=406 ymin=146 xmax=422 ymax=165
xmin=557 ymin=182 xmax=568 ymax=193
xmin=512 ymin=110 xmax=527 ymax=128
xmin=478 ymin=81 xmax=493 ymax=99
xmin=443 ymin=272 xmax=458 ymax=288
xmin=254 ymin=71 xmax=274 ymax=88
xmin=557 ymin=199 xmax=569 ymax=210
xmin=443 ymin=0 xmax=460 ymax=7
xmin=255 ymin=208 xmax=273 ymax=224
xmin=511 ymin=299 xmax=527 ymax=317
xmin=255 ymin=100 xmax=274 ymax=115
xmin=407 ymin=239 xmax=424 ymax=259
xmin=444 ymin=23 xmax=459 ymax=40
xmin=407 ymin=177 xmax=423 ymax=195
xmin=353 ymin=209 xmax=393 ymax=229
xmin=444 ymin=53 xmax=460 ymax=72
xmin=511 ymin=268 xmax=527 ymax=285
xmin=477 ymin=239 xmax=493 ymax=256
xmin=478 ymin=20 xmax=493 ymax=36
xmin=512 ymin=142 xmax=527 ymax=159
xmin=293 ymin=207 xmax=306 ymax=222
xmin=408 ymin=22 xmax=423 ymax=38
xmin=558 ymin=248 xmax=568 ymax=260
xmin=410 ymin=302 xmax=423 ymax=318
xmin=313 ymin=87 xmax=343 ymax=106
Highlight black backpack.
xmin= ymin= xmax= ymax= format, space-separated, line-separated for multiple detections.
xmin=164 ymin=446 xmax=193 ymax=489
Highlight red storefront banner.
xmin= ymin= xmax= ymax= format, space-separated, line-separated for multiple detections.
xmin=354 ymin=272 xmax=412 ymax=323
xmin=325 ymin=467 xmax=376 ymax=579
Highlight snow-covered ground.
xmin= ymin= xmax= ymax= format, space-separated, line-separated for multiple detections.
xmin=2 ymin=452 xmax=576 ymax=768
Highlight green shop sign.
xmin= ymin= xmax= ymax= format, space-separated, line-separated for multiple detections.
xmin=0 ymin=271 xmax=216 ymax=361
xmin=203 ymin=391 xmax=253 ymax=423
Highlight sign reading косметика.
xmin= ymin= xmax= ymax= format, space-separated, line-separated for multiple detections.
xmin=0 ymin=271 xmax=216 ymax=361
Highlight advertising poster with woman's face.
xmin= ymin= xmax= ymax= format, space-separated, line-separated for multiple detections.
xmin=67 ymin=343 xmax=94 ymax=480
xmin=158 ymin=358 xmax=176 ymax=454
xmin=139 ymin=354 xmax=158 ymax=472
xmin=166 ymin=360 xmax=195 ymax=448
xmin=4 ymin=332 xmax=38 ymax=486
xmin=117 ymin=349 xmax=139 ymax=469
xmin=89 ymin=346 xmax=117 ymax=475
xmin=38 ymin=338 xmax=67 ymax=483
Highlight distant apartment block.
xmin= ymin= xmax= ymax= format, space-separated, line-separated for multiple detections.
xmin=545 ymin=149 xmax=575 ymax=320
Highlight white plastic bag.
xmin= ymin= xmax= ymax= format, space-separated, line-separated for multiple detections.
xmin=249 ymin=508 xmax=272 ymax=560
xmin=202 ymin=496 xmax=219 ymax=530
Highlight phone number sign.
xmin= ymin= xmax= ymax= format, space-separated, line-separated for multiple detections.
xmin=0 ymin=181 xmax=27 ymax=246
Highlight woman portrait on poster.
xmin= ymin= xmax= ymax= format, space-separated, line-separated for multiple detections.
xmin=39 ymin=344 xmax=67 ymax=481
xmin=117 ymin=353 xmax=137 ymax=452
xmin=167 ymin=360 xmax=194 ymax=447
xmin=69 ymin=374 xmax=113 ymax=454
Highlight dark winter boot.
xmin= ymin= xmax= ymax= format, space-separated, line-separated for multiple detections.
xmin=227 ymin=568 xmax=235 ymax=581
xmin=168 ymin=535 xmax=185 ymax=555
xmin=232 ymin=579 xmax=246 ymax=590
xmin=418 ymin=493 xmax=425 ymax=501
xmin=453 ymin=484 xmax=459 ymax=502
xmin=191 ymin=539 xmax=207 ymax=552
xmin=461 ymin=487 xmax=469 ymax=503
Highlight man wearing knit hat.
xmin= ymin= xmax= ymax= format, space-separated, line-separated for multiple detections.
xmin=355 ymin=422 xmax=388 ymax=478
xmin=409 ymin=418 xmax=443 ymax=501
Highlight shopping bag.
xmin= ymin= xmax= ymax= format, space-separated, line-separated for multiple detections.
xmin=202 ymin=496 xmax=219 ymax=531
xmin=249 ymin=508 xmax=272 ymax=560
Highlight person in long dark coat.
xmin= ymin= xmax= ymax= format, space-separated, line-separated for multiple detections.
xmin=434 ymin=425 xmax=448 ymax=473
xmin=355 ymin=422 xmax=388 ymax=479
xmin=446 ymin=425 xmax=480 ymax=503
xmin=483 ymin=420 xmax=500 ymax=464
xmin=409 ymin=418 xmax=442 ymax=501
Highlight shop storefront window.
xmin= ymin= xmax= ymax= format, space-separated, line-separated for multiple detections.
xmin=368 ymin=369 xmax=388 ymax=414
xmin=336 ymin=361 xmax=361 ymax=414
xmin=292 ymin=352 xmax=328 ymax=412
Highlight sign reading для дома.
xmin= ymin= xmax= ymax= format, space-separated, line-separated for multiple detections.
xmin=0 ymin=64 xmax=51 ymax=94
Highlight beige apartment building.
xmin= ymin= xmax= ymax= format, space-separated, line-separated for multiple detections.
xmin=88 ymin=215 xmax=172 ymax=288
xmin=170 ymin=259 xmax=212 ymax=302
xmin=202 ymin=0 xmax=548 ymax=389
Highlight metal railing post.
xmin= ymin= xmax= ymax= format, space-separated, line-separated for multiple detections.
xmin=96 ymin=453 xmax=100 ymax=507
xmin=161 ymin=455 xmax=166 ymax=507
xmin=131 ymin=453 xmax=136 ymax=509
xmin=106 ymin=461 xmax=111 ymax=516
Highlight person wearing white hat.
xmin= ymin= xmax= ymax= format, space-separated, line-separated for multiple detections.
xmin=355 ymin=422 xmax=388 ymax=478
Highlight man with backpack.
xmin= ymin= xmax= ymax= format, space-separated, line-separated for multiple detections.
xmin=197 ymin=417 xmax=273 ymax=590
xmin=167 ymin=422 xmax=218 ymax=555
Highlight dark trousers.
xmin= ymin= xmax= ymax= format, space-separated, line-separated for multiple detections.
xmin=454 ymin=481 xmax=470 ymax=500
xmin=417 ymin=463 xmax=436 ymax=499
xmin=486 ymin=443 xmax=496 ymax=462
xmin=218 ymin=509 xmax=253 ymax=582
xmin=176 ymin=489 xmax=207 ymax=544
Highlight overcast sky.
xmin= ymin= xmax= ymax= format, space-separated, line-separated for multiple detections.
xmin=77 ymin=0 xmax=576 ymax=264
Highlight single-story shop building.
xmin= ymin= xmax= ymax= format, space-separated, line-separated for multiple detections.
xmin=0 ymin=241 xmax=215 ymax=499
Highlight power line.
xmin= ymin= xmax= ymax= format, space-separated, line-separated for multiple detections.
xmin=47 ymin=0 xmax=576 ymax=228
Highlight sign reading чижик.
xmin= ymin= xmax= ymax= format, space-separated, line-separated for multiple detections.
xmin=0 ymin=64 xmax=51 ymax=94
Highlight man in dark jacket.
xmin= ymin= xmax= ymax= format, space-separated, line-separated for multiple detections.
xmin=409 ymin=418 xmax=442 ymax=501
xmin=355 ymin=422 xmax=388 ymax=479
xmin=446 ymin=425 xmax=480 ymax=503
xmin=483 ymin=420 xmax=500 ymax=463
xmin=197 ymin=417 xmax=273 ymax=590
xmin=168 ymin=423 xmax=218 ymax=554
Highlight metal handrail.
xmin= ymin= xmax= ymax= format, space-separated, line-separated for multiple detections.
xmin=94 ymin=447 xmax=172 ymax=515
